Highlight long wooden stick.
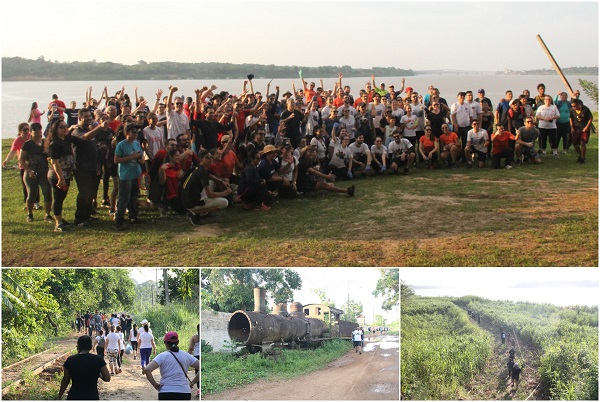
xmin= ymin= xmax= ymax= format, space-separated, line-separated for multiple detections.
xmin=536 ymin=34 xmax=574 ymax=94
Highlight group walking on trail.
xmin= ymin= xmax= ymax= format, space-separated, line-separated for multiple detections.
xmin=58 ymin=317 xmax=199 ymax=400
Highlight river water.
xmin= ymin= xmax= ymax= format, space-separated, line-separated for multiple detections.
xmin=2 ymin=74 xmax=597 ymax=139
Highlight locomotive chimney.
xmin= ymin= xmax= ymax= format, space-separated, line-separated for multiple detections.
xmin=254 ymin=287 xmax=266 ymax=313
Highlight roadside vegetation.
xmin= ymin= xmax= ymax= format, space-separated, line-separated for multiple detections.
xmin=201 ymin=339 xmax=352 ymax=397
xmin=401 ymin=297 xmax=493 ymax=399
xmin=2 ymin=126 xmax=597 ymax=266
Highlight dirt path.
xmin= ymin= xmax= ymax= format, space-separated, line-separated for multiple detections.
xmin=203 ymin=334 xmax=399 ymax=400
xmin=465 ymin=315 xmax=544 ymax=400
xmin=98 ymin=351 xmax=199 ymax=400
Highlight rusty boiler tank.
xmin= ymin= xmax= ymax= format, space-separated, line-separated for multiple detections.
xmin=228 ymin=288 xmax=328 ymax=348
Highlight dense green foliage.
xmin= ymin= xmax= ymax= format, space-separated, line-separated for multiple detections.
xmin=2 ymin=56 xmax=414 ymax=81
xmin=579 ymin=79 xmax=598 ymax=107
xmin=522 ymin=67 xmax=598 ymax=75
xmin=201 ymin=269 xmax=301 ymax=312
xmin=157 ymin=268 xmax=200 ymax=305
xmin=401 ymin=297 xmax=493 ymax=399
xmin=372 ymin=269 xmax=399 ymax=310
xmin=201 ymin=339 xmax=351 ymax=396
xmin=452 ymin=296 xmax=598 ymax=400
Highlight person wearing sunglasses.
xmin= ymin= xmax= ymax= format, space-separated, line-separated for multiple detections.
xmin=165 ymin=86 xmax=190 ymax=141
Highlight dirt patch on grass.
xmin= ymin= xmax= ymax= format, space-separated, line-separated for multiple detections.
xmin=171 ymin=224 xmax=225 ymax=240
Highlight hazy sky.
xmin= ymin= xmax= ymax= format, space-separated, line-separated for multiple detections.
xmin=1 ymin=1 xmax=597 ymax=71
xmin=401 ymin=268 xmax=599 ymax=307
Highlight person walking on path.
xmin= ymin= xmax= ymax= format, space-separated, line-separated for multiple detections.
xmin=138 ymin=323 xmax=156 ymax=373
xmin=145 ymin=331 xmax=200 ymax=400
xmin=130 ymin=323 xmax=139 ymax=360
xmin=352 ymin=327 xmax=362 ymax=354
xmin=105 ymin=325 xmax=123 ymax=375
xmin=58 ymin=335 xmax=110 ymax=400
xmin=511 ymin=362 xmax=522 ymax=389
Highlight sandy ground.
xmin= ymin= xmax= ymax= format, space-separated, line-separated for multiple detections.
xmin=203 ymin=334 xmax=399 ymax=400
xmin=97 ymin=350 xmax=199 ymax=400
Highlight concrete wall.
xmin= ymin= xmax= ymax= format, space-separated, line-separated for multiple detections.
xmin=201 ymin=310 xmax=232 ymax=352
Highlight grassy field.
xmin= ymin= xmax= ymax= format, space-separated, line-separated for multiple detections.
xmin=201 ymin=339 xmax=352 ymax=397
xmin=2 ymin=131 xmax=597 ymax=267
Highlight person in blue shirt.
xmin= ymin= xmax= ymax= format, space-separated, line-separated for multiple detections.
xmin=114 ymin=123 xmax=143 ymax=230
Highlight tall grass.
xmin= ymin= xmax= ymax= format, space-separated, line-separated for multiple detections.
xmin=401 ymin=298 xmax=493 ymax=399
xmin=135 ymin=301 xmax=199 ymax=353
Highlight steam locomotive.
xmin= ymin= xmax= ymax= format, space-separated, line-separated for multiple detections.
xmin=228 ymin=288 xmax=357 ymax=352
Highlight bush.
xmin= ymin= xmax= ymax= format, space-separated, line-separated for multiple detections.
xmin=201 ymin=339 xmax=213 ymax=353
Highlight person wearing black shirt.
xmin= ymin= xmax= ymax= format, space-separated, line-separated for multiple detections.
xmin=190 ymin=106 xmax=235 ymax=153
xmin=280 ymin=99 xmax=304 ymax=149
xmin=58 ymin=335 xmax=110 ymax=400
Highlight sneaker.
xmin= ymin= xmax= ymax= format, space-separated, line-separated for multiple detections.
xmin=33 ymin=203 xmax=42 ymax=210
xmin=114 ymin=222 xmax=126 ymax=231
xmin=258 ymin=202 xmax=271 ymax=211
xmin=54 ymin=223 xmax=67 ymax=232
xmin=26 ymin=213 xmax=34 ymax=222
xmin=44 ymin=214 xmax=54 ymax=223
xmin=506 ymin=165 xmax=513 ymax=170
xmin=142 ymin=367 xmax=146 ymax=374
xmin=347 ymin=185 xmax=355 ymax=197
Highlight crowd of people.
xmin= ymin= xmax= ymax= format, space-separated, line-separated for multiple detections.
xmin=3 ymin=75 xmax=594 ymax=231
xmin=59 ymin=316 xmax=200 ymax=400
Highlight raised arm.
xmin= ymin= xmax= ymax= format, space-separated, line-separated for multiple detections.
xmin=166 ymin=86 xmax=177 ymax=113
xmin=135 ymin=87 xmax=140 ymax=105
xmin=151 ymin=89 xmax=163 ymax=114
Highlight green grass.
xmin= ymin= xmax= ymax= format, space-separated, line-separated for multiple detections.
xmin=200 ymin=339 xmax=352 ymax=396
xmin=2 ymin=127 xmax=597 ymax=266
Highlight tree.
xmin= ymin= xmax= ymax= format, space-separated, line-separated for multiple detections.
xmin=578 ymin=79 xmax=598 ymax=107
xmin=201 ymin=269 xmax=302 ymax=313
xmin=311 ymin=288 xmax=336 ymax=307
xmin=157 ymin=269 xmax=199 ymax=305
xmin=341 ymin=299 xmax=363 ymax=323
xmin=401 ymin=280 xmax=415 ymax=302
xmin=373 ymin=314 xmax=386 ymax=327
xmin=372 ymin=269 xmax=399 ymax=310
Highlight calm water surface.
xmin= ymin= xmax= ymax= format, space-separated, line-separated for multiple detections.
xmin=2 ymin=74 xmax=597 ymax=138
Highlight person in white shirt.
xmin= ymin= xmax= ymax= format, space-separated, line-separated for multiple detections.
xmin=145 ymin=331 xmax=200 ymax=399
xmin=137 ymin=323 xmax=157 ymax=373
xmin=451 ymin=92 xmax=472 ymax=161
xmin=352 ymin=327 xmax=363 ymax=354
xmin=105 ymin=326 xmax=123 ymax=375
xmin=535 ymin=95 xmax=560 ymax=157
xmin=465 ymin=120 xmax=490 ymax=168
xmin=348 ymin=134 xmax=373 ymax=177
xmin=388 ymin=131 xmax=415 ymax=175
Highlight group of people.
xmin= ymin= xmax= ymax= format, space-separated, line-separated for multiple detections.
xmin=4 ymin=76 xmax=594 ymax=231
xmin=58 ymin=323 xmax=200 ymax=400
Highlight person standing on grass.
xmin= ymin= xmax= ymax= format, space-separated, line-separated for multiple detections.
xmin=138 ymin=323 xmax=157 ymax=374
xmin=3 ymin=122 xmax=32 ymax=210
xmin=58 ymin=335 xmax=110 ymax=400
xmin=569 ymin=99 xmax=593 ymax=164
xmin=145 ymin=331 xmax=200 ymax=400
xmin=105 ymin=325 xmax=123 ymax=376
xmin=114 ymin=123 xmax=144 ymax=230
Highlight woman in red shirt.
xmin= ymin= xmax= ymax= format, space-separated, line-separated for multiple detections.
xmin=419 ymin=126 xmax=439 ymax=168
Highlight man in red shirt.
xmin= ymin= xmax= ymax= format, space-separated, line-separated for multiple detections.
xmin=48 ymin=94 xmax=66 ymax=116
xmin=491 ymin=125 xmax=516 ymax=169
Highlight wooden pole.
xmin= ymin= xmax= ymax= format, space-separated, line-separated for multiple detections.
xmin=536 ymin=34 xmax=574 ymax=95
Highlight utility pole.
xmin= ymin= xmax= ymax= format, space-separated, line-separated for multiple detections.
xmin=163 ymin=269 xmax=170 ymax=304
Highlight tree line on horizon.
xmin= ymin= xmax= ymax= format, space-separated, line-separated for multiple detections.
xmin=2 ymin=56 xmax=414 ymax=81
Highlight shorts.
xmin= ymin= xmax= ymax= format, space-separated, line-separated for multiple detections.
xmin=353 ymin=340 xmax=361 ymax=347
xmin=572 ymin=129 xmax=589 ymax=145
xmin=130 ymin=340 xmax=138 ymax=351
xmin=469 ymin=150 xmax=487 ymax=162
xmin=107 ymin=350 xmax=119 ymax=364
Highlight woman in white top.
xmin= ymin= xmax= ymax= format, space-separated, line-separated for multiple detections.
xmin=129 ymin=323 xmax=139 ymax=360
xmin=105 ymin=325 xmax=122 ymax=375
xmin=137 ymin=323 xmax=156 ymax=373
xmin=116 ymin=325 xmax=126 ymax=373
xmin=535 ymin=95 xmax=560 ymax=157
xmin=146 ymin=331 xmax=199 ymax=400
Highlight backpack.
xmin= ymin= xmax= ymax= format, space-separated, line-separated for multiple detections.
xmin=97 ymin=336 xmax=105 ymax=348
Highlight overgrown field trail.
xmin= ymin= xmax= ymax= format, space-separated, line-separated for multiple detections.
xmin=465 ymin=314 xmax=545 ymax=400
xmin=203 ymin=334 xmax=399 ymax=400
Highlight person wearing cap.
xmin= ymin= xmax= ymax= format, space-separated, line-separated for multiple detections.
xmin=257 ymin=144 xmax=287 ymax=195
xmin=404 ymin=86 xmax=414 ymax=102
xmin=477 ymin=89 xmax=493 ymax=110
xmin=137 ymin=322 xmax=156 ymax=374
xmin=145 ymin=331 xmax=199 ymax=399
xmin=388 ymin=131 xmax=415 ymax=174
xmin=371 ymin=75 xmax=388 ymax=97
xmin=180 ymin=149 xmax=232 ymax=225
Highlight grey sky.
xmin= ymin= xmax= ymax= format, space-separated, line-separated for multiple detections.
xmin=1 ymin=1 xmax=597 ymax=71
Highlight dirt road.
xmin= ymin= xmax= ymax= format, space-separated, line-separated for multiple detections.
xmin=98 ymin=350 xmax=200 ymax=400
xmin=203 ymin=334 xmax=399 ymax=400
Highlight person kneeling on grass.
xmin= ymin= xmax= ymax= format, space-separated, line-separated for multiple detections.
xmin=464 ymin=120 xmax=489 ymax=168
xmin=387 ymin=131 xmax=415 ymax=174
xmin=491 ymin=125 xmax=516 ymax=169
xmin=180 ymin=149 xmax=232 ymax=225
xmin=297 ymin=146 xmax=355 ymax=197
